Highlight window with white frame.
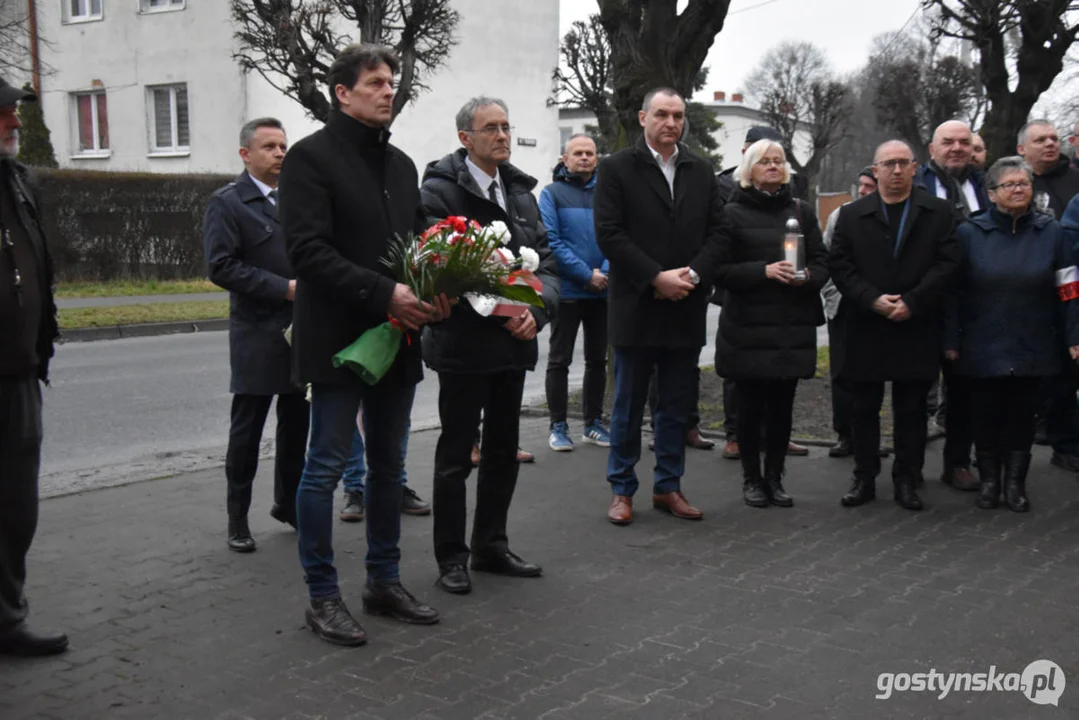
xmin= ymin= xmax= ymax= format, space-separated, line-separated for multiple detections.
xmin=64 ymin=0 xmax=103 ymax=23
xmin=148 ymin=84 xmax=190 ymax=154
xmin=140 ymin=0 xmax=184 ymax=12
xmin=72 ymin=92 xmax=109 ymax=155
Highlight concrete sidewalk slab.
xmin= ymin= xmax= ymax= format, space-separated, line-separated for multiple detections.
xmin=3 ymin=416 xmax=1078 ymax=719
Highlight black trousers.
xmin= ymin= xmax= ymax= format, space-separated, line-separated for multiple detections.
xmin=545 ymin=298 xmax=608 ymax=426
xmin=852 ymin=380 xmax=933 ymax=485
xmin=225 ymin=392 xmax=310 ymax=519
xmin=969 ymin=376 xmax=1041 ymax=455
xmin=940 ymin=361 xmax=974 ymax=469
xmin=649 ymin=365 xmax=701 ymax=429
xmin=434 ymin=370 xmax=526 ymax=568
xmin=723 ymin=377 xmax=738 ymax=438
xmin=736 ymin=379 xmax=798 ymax=478
xmin=0 ymin=374 xmax=41 ymax=631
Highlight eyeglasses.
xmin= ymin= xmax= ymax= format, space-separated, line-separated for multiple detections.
xmin=755 ymin=158 xmax=785 ymax=167
xmin=469 ymin=124 xmax=513 ymax=137
xmin=874 ymin=159 xmax=914 ymax=172
xmin=991 ymin=181 xmax=1033 ymax=192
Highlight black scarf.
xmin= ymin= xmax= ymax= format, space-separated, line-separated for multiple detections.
xmin=928 ymin=160 xmax=974 ymax=217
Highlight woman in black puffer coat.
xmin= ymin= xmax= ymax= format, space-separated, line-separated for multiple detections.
xmin=714 ymin=139 xmax=829 ymax=508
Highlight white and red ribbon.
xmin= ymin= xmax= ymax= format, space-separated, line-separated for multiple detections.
xmin=1057 ymin=265 xmax=1079 ymax=302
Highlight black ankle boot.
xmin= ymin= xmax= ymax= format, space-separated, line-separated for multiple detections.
xmin=975 ymin=452 xmax=1001 ymax=510
xmin=742 ymin=473 xmax=769 ymax=508
xmin=1003 ymin=451 xmax=1032 ymax=513
xmin=841 ymin=477 xmax=875 ymax=507
xmin=763 ymin=460 xmax=793 ymax=507
xmin=893 ymin=478 xmax=924 ymax=511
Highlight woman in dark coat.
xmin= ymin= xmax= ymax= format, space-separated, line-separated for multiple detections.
xmin=944 ymin=156 xmax=1079 ymax=512
xmin=714 ymin=139 xmax=829 ymax=508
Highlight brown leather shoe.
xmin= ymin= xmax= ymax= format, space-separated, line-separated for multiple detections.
xmin=470 ymin=444 xmax=481 ymax=466
xmin=943 ymin=466 xmax=979 ymax=491
xmin=722 ymin=440 xmax=740 ymax=459
xmin=516 ymin=447 xmax=535 ymax=464
xmin=652 ymin=491 xmax=703 ymax=520
xmin=787 ymin=441 xmax=810 ymax=456
xmin=607 ymin=495 xmax=633 ymax=525
xmin=685 ymin=427 xmax=715 ymax=450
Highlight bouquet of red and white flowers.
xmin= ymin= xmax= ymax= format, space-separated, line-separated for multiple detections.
xmin=333 ymin=216 xmax=545 ymax=384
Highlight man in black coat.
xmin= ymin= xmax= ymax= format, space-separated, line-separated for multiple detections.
xmin=204 ymin=117 xmax=309 ymax=553
xmin=279 ymin=45 xmax=449 ymax=647
xmin=0 ymin=78 xmax=67 ymax=657
xmin=594 ymin=87 xmax=724 ymax=526
xmin=419 ymin=96 xmax=560 ymax=596
xmin=831 ymin=139 xmax=961 ymax=511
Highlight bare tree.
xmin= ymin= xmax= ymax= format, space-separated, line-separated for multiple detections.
xmin=230 ymin=0 xmax=460 ymax=123
xmin=745 ymin=41 xmax=854 ymax=192
xmin=0 ymin=0 xmax=31 ymax=76
xmin=922 ymin=0 xmax=1079 ymax=161
xmin=597 ymin=0 xmax=732 ymax=143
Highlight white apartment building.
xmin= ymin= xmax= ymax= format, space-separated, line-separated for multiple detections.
xmin=35 ymin=0 xmax=561 ymax=186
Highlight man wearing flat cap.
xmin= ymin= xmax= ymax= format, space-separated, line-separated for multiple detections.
xmin=0 ymin=76 xmax=68 ymax=657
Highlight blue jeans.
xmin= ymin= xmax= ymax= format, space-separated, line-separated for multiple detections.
xmin=297 ymin=382 xmax=414 ymax=599
xmin=342 ymin=421 xmax=410 ymax=493
xmin=607 ymin=347 xmax=699 ymax=497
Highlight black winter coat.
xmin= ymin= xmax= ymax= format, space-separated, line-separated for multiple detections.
xmin=829 ymin=187 xmax=961 ymax=382
xmin=714 ymin=186 xmax=828 ymax=379
xmin=594 ymin=138 xmax=725 ymax=349
xmin=279 ymin=110 xmax=427 ymax=387
xmin=418 ymin=149 xmax=560 ymax=375
xmin=203 ymin=172 xmax=296 ymax=395
xmin=1033 ymin=156 xmax=1079 ymax=220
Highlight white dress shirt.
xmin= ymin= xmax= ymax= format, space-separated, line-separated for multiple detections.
xmin=465 ymin=155 xmax=506 ymax=211
xmin=647 ymin=142 xmax=679 ymax=198
xmin=249 ymin=174 xmax=277 ymax=205
xmin=933 ymin=176 xmax=981 ymax=213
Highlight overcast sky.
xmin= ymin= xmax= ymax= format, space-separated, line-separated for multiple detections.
xmin=559 ymin=0 xmax=924 ymax=102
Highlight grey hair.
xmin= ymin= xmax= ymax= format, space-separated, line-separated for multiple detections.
xmin=326 ymin=44 xmax=400 ymax=110
xmin=985 ymin=155 xmax=1034 ymax=189
xmin=239 ymin=117 xmax=284 ymax=148
xmin=562 ymin=133 xmax=596 ymax=153
xmin=455 ymin=96 xmax=509 ymax=132
xmin=1018 ymin=119 xmax=1056 ymax=146
xmin=641 ymin=87 xmax=683 ymax=113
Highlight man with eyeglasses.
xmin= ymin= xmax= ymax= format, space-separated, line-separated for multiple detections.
xmin=419 ymin=96 xmax=560 ymax=595
xmin=0 ymin=77 xmax=67 ymax=656
xmin=915 ymin=120 xmax=987 ymax=494
xmin=1018 ymin=119 xmax=1079 ymax=472
xmin=830 ymin=140 xmax=961 ymax=511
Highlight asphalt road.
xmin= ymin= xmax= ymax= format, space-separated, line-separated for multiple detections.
xmin=40 ymin=305 xmax=825 ymax=498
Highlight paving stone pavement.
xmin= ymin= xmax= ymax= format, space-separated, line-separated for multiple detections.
xmin=3 ymin=415 xmax=1079 ymax=719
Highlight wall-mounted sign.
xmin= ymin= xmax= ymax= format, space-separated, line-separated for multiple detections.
xmin=517 ymin=138 xmax=537 ymax=147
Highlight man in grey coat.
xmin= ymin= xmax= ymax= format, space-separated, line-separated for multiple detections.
xmin=204 ymin=117 xmax=309 ymax=553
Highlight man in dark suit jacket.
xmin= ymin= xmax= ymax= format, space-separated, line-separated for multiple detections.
xmin=830 ymin=139 xmax=961 ymax=511
xmin=204 ymin=117 xmax=308 ymax=554
xmin=594 ymin=87 xmax=724 ymax=526
xmin=279 ymin=44 xmax=450 ymax=647
xmin=418 ymin=96 xmax=560 ymax=596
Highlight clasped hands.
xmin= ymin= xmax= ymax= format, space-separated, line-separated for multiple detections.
xmin=872 ymin=294 xmax=911 ymax=322
xmin=652 ymin=267 xmax=697 ymax=301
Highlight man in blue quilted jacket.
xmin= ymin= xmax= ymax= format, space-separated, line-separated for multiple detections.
xmin=540 ymin=133 xmax=611 ymax=452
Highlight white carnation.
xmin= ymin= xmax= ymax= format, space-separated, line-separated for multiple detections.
xmin=488 ymin=220 xmax=510 ymax=245
xmin=519 ymin=246 xmax=540 ymax=273
xmin=465 ymin=293 xmax=498 ymax=317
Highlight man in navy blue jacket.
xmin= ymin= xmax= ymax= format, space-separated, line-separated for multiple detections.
xmin=540 ymin=134 xmax=610 ymax=452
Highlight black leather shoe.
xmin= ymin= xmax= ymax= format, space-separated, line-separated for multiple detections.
xmin=471 ymin=551 xmax=543 ymax=577
xmin=742 ymin=476 xmax=769 ymax=508
xmin=436 ymin=564 xmax=472 ymax=594
xmin=893 ymin=481 xmax=924 ymax=511
xmin=0 ymin=623 xmax=69 ymax=657
xmin=763 ymin=473 xmax=794 ymax=507
xmin=269 ymin=503 xmax=297 ymax=528
xmin=362 ymin=580 xmax=440 ymax=625
xmin=228 ymin=517 xmax=256 ymax=553
xmin=829 ymin=437 xmax=852 ymax=458
xmin=402 ymin=487 xmax=432 ymax=516
xmin=305 ymin=596 xmax=367 ymax=646
xmin=840 ymin=477 xmax=875 ymax=507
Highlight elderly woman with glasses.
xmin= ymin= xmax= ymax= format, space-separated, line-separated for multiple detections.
xmin=713 ymin=139 xmax=829 ymax=508
xmin=944 ymin=156 xmax=1079 ymax=512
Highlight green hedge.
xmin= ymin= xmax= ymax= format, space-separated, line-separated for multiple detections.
xmin=34 ymin=168 xmax=234 ymax=281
